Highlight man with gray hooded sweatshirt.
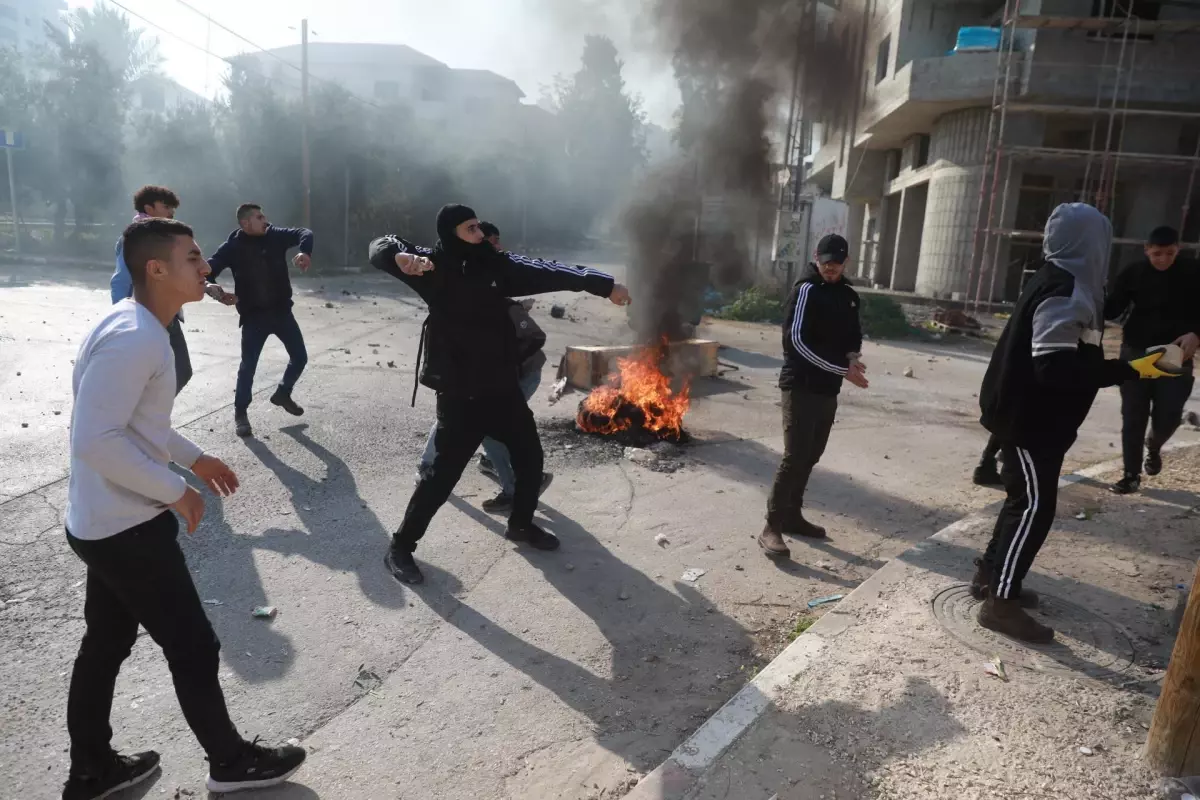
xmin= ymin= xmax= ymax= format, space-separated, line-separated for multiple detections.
xmin=975 ymin=203 xmax=1178 ymax=642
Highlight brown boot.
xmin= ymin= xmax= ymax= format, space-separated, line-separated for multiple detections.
xmin=785 ymin=514 xmax=827 ymax=540
xmin=978 ymin=595 xmax=1054 ymax=644
xmin=969 ymin=558 xmax=1039 ymax=608
xmin=758 ymin=525 xmax=791 ymax=558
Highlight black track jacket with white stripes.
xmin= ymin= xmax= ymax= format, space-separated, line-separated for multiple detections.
xmin=779 ymin=264 xmax=863 ymax=396
xmin=980 ymin=261 xmax=1131 ymax=450
xmin=369 ymin=235 xmax=614 ymax=398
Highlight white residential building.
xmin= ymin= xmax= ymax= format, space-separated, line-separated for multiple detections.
xmin=0 ymin=0 xmax=65 ymax=56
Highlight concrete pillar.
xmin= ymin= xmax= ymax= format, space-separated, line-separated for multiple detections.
xmin=891 ymin=183 xmax=929 ymax=292
xmin=845 ymin=201 xmax=867 ymax=281
xmin=875 ymin=192 xmax=900 ymax=288
xmin=916 ymin=108 xmax=990 ymax=299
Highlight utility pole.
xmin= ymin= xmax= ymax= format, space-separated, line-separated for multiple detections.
xmin=5 ymin=147 xmax=19 ymax=254
xmin=1146 ymin=559 xmax=1200 ymax=775
xmin=301 ymin=18 xmax=311 ymax=229
xmin=343 ymin=162 xmax=350 ymax=265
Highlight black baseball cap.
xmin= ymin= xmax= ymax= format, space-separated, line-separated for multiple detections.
xmin=816 ymin=234 xmax=849 ymax=265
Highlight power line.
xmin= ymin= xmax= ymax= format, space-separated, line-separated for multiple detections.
xmin=168 ymin=0 xmax=388 ymax=111
xmin=104 ymin=0 xmax=234 ymax=67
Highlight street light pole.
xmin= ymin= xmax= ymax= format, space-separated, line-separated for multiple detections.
xmin=301 ymin=18 xmax=311 ymax=229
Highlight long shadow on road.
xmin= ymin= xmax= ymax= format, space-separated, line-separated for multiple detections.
xmin=425 ymin=495 xmax=760 ymax=770
xmin=242 ymin=424 xmax=405 ymax=611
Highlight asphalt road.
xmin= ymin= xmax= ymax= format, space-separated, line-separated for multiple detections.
xmin=0 ymin=259 xmax=1192 ymax=799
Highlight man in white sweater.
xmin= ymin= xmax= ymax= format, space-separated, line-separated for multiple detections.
xmin=62 ymin=219 xmax=306 ymax=799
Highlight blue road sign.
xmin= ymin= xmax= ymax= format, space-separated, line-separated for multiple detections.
xmin=0 ymin=129 xmax=25 ymax=149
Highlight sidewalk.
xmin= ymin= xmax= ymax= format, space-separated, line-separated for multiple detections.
xmin=628 ymin=444 xmax=1200 ymax=800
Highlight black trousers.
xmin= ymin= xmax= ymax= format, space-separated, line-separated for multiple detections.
xmin=981 ymin=444 xmax=1065 ymax=600
xmin=766 ymin=388 xmax=838 ymax=529
xmin=1119 ymin=355 xmax=1195 ymax=475
xmin=66 ymin=512 xmax=242 ymax=770
xmin=167 ymin=315 xmax=192 ymax=396
xmin=392 ymin=388 xmax=544 ymax=552
xmin=236 ymin=309 xmax=308 ymax=411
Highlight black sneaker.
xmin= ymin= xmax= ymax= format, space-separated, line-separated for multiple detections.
xmin=1110 ymin=473 xmax=1141 ymax=495
xmin=206 ymin=737 xmax=306 ymax=793
xmin=270 ymin=389 xmax=304 ymax=417
xmin=62 ymin=750 xmax=161 ymax=800
xmin=1145 ymin=445 xmax=1163 ymax=477
xmin=972 ymin=462 xmax=1003 ymax=487
xmin=482 ymin=492 xmax=514 ymax=514
xmin=506 ymin=523 xmax=560 ymax=551
xmin=478 ymin=455 xmax=499 ymax=480
xmin=234 ymin=410 xmax=252 ymax=438
xmin=384 ymin=548 xmax=424 ymax=585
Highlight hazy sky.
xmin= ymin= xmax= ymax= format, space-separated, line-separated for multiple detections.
xmin=67 ymin=0 xmax=682 ymax=126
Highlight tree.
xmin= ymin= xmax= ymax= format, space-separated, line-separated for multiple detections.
xmin=549 ymin=35 xmax=647 ymax=236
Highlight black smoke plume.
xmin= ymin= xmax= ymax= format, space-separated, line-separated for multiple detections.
xmin=625 ymin=0 xmax=861 ymax=342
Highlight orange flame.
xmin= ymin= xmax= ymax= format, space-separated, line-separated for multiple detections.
xmin=577 ymin=344 xmax=691 ymax=440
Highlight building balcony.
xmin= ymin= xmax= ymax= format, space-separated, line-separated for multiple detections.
xmin=857 ymin=51 xmax=1013 ymax=149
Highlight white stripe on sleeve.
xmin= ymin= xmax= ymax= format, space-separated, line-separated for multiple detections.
xmin=789 ymin=283 xmax=848 ymax=376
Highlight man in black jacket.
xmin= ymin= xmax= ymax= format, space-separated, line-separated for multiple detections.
xmin=975 ymin=203 xmax=1178 ymax=643
xmin=206 ymin=204 xmax=314 ymax=438
xmin=1104 ymin=225 xmax=1200 ymax=494
xmin=760 ymin=234 xmax=869 ymax=558
xmin=370 ymin=204 xmax=631 ymax=585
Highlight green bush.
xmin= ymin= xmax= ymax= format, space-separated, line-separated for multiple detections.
xmin=859 ymin=293 xmax=914 ymax=340
xmin=714 ymin=286 xmax=786 ymax=323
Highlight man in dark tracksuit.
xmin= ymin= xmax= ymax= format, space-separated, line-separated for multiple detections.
xmin=976 ymin=203 xmax=1177 ymax=643
xmin=760 ymin=234 xmax=869 ymax=558
xmin=206 ymin=204 xmax=314 ymax=438
xmin=1104 ymin=225 xmax=1200 ymax=494
xmin=370 ymin=204 xmax=631 ymax=585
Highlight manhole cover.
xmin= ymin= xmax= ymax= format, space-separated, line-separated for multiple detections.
xmin=931 ymin=584 xmax=1135 ymax=677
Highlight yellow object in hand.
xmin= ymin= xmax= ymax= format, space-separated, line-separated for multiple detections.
xmin=1129 ymin=349 xmax=1179 ymax=379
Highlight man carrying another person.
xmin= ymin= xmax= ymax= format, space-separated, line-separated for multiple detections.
xmin=1104 ymin=225 xmax=1200 ymax=494
xmin=205 ymin=204 xmax=313 ymax=438
xmin=416 ymin=221 xmax=553 ymax=513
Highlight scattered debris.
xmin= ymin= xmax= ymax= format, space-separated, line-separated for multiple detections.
xmin=324 ymin=302 xmax=334 ymax=309
xmin=654 ymin=533 xmax=670 ymax=547
xmin=387 ymin=361 xmax=396 ymax=368
xmin=1186 ymin=410 xmax=1200 ymax=429
xmin=252 ymin=606 xmax=278 ymax=619
xmin=547 ymin=376 xmax=569 ymax=405
xmin=902 ymin=366 xmax=915 ymax=378
xmin=984 ymin=657 xmax=1008 ymax=682
xmin=202 ymin=599 xmax=223 ymax=606
xmin=286 ymin=738 xmax=301 ymax=747
xmin=1078 ymin=746 xmax=1095 ymax=756
xmin=807 ymin=594 xmax=844 ymax=609
xmin=681 ymin=567 xmax=707 ymax=583
xmin=354 ymin=665 xmax=383 ymax=692
xmin=20 ymin=422 xmax=27 ymax=428
xmin=550 ymin=304 xmax=567 ymax=319
xmin=1075 ymin=510 xmax=1091 ymax=521
xmin=734 ymin=564 xmax=744 ymax=571
xmin=565 ymin=563 xmax=575 ymax=571
xmin=624 ymin=447 xmax=659 ymax=467
xmin=618 ymin=590 xmax=631 ymax=601
xmin=368 ymin=343 xmax=381 ymax=347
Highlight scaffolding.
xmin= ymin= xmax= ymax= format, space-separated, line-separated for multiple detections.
xmin=967 ymin=1 xmax=1200 ymax=310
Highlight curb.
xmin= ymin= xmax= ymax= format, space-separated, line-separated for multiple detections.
xmin=623 ymin=440 xmax=1200 ymax=800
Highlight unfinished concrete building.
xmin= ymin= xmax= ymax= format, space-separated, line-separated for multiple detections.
xmin=808 ymin=0 xmax=1200 ymax=303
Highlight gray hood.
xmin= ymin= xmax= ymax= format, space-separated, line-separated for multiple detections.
xmin=1042 ymin=202 xmax=1111 ymax=330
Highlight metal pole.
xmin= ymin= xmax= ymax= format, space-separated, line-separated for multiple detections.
xmin=301 ymin=18 xmax=311 ymax=229
xmin=342 ymin=162 xmax=350 ymax=265
xmin=6 ymin=148 xmax=19 ymax=254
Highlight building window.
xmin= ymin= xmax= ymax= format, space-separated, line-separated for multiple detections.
xmin=875 ymin=35 xmax=891 ymax=84
xmin=374 ymin=80 xmax=399 ymax=101
xmin=915 ymin=134 xmax=930 ymax=168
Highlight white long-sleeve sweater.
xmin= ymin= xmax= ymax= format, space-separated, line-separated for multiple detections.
xmin=65 ymin=299 xmax=203 ymax=540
